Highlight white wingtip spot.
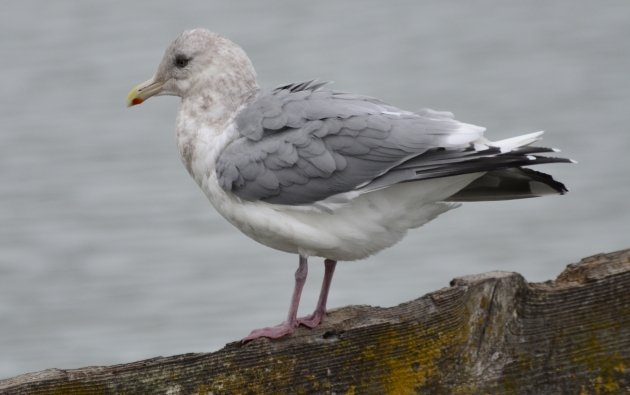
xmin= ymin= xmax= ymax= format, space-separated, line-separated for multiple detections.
xmin=527 ymin=155 xmax=536 ymax=160
xmin=490 ymin=130 xmax=545 ymax=153
xmin=570 ymin=159 xmax=578 ymax=164
xmin=552 ymin=148 xmax=561 ymax=152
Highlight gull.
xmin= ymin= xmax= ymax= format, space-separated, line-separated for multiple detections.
xmin=127 ymin=29 xmax=571 ymax=341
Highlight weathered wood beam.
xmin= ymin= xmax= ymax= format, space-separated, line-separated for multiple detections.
xmin=1 ymin=249 xmax=629 ymax=394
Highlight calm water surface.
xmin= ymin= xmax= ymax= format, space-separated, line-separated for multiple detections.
xmin=1 ymin=0 xmax=629 ymax=378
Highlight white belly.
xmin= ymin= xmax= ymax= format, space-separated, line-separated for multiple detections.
xmin=199 ymin=172 xmax=478 ymax=261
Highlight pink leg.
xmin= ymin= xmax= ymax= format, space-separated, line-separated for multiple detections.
xmin=298 ymin=259 xmax=337 ymax=328
xmin=242 ymin=255 xmax=308 ymax=342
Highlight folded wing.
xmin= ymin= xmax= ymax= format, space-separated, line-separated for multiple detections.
xmin=216 ymin=81 xmax=570 ymax=206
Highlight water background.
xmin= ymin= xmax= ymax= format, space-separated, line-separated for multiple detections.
xmin=1 ymin=0 xmax=629 ymax=378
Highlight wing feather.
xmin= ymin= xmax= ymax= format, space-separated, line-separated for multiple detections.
xmin=216 ymin=80 xmax=514 ymax=205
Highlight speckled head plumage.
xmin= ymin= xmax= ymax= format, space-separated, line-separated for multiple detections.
xmin=127 ymin=28 xmax=258 ymax=106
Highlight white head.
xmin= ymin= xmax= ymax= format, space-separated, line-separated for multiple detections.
xmin=127 ymin=29 xmax=258 ymax=107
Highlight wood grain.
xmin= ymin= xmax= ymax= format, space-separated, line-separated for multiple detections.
xmin=1 ymin=249 xmax=629 ymax=394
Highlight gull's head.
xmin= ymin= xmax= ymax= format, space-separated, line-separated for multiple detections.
xmin=127 ymin=29 xmax=257 ymax=107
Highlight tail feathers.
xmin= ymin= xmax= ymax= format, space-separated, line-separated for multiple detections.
xmin=483 ymin=131 xmax=544 ymax=152
xmin=361 ymin=130 xmax=573 ymax=195
xmin=446 ymin=167 xmax=568 ymax=202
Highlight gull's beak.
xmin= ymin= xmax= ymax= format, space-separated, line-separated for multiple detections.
xmin=127 ymin=77 xmax=164 ymax=107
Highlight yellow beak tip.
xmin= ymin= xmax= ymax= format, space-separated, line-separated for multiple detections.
xmin=127 ymin=78 xmax=162 ymax=107
xmin=126 ymin=87 xmax=143 ymax=107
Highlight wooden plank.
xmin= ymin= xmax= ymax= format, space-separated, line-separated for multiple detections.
xmin=1 ymin=249 xmax=629 ymax=394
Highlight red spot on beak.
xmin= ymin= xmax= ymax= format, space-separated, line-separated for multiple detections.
xmin=131 ymin=97 xmax=144 ymax=106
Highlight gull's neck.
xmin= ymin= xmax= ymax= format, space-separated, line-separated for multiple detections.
xmin=175 ymin=75 xmax=259 ymax=184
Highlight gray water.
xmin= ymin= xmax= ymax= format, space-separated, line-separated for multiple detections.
xmin=1 ymin=0 xmax=629 ymax=379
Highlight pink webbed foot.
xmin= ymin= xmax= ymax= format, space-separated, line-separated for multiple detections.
xmin=242 ymin=257 xmax=337 ymax=342
xmin=297 ymin=311 xmax=325 ymax=329
xmin=242 ymin=320 xmax=298 ymax=342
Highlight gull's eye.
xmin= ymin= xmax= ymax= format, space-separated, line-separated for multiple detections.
xmin=174 ymin=55 xmax=191 ymax=68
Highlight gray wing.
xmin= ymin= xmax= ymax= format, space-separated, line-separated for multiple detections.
xmin=216 ymin=81 xmax=484 ymax=205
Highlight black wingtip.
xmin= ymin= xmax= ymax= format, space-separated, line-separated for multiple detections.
xmin=447 ymin=167 xmax=569 ymax=202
